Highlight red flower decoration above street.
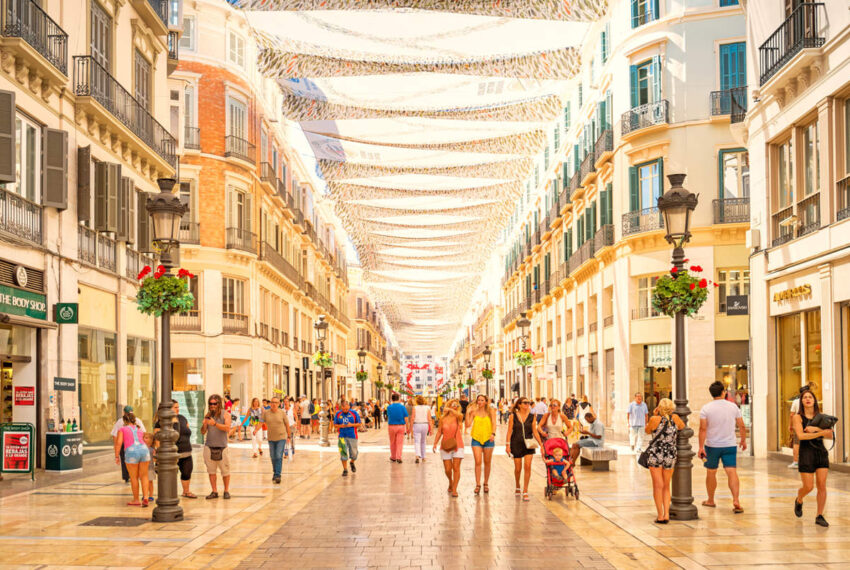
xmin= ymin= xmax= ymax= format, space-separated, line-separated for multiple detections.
xmin=689 ymin=283 xmax=696 ymax=290
xmin=137 ymin=266 xmax=152 ymax=280
xmin=689 ymin=265 xmax=703 ymax=272
xmin=670 ymin=267 xmax=678 ymax=273
xmin=177 ymin=268 xmax=195 ymax=279
xmin=699 ymin=279 xmax=707 ymax=288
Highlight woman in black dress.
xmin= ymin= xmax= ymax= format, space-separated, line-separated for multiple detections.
xmin=505 ymin=397 xmax=544 ymax=502
xmin=792 ymin=388 xmax=832 ymax=527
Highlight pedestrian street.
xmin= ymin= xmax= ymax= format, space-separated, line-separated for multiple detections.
xmin=0 ymin=426 xmax=849 ymax=569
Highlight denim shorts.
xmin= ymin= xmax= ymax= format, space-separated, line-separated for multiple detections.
xmin=124 ymin=443 xmax=151 ymax=464
xmin=471 ymin=439 xmax=495 ymax=448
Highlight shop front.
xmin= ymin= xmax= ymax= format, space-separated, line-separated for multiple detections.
xmin=642 ymin=343 xmax=672 ymax=412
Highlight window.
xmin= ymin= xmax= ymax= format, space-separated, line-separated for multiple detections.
xmin=90 ymin=1 xmax=111 ymax=69
xmin=719 ymin=42 xmax=746 ymax=91
xmin=772 ymin=138 xmax=795 ymax=244
xmin=179 ymin=16 xmax=195 ymax=51
xmin=719 ymin=149 xmax=749 ymax=198
xmin=222 ymin=277 xmax=246 ymax=317
xmin=184 ymin=85 xmax=196 ymax=127
xmin=630 ymin=58 xmax=661 ymax=107
xmin=134 ymin=51 xmax=152 ymax=111
xmin=719 ymin=0 xmax=739 ymax=6
xmin=227 ymin=187 xmax=251 ymax=231
xmin=631 ymin=0 xmax=659 ymax=28
xmin=229 ymin=31 xmax=245 ymax=68
xmin=802 ymin=121 xmax=820 ymax=198
xmin=227 ymin=96 xmax=247 ymax=138
xmin=12 ymin=114 xmax=41 ymax=203
xmin=600 ymin=22 xmax=610 ymax=63
xmin=637 ymin=276 xmax=660 ymax=318
xmin=716 ymin=269 xmax=749 ymax=313
xmin=629 ymin=158 xmax=662 ymax=211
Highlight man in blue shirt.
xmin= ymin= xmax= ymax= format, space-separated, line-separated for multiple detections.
xmin=626 ymin=392 xmax=650 ymax=453
xmin=385 ymin=393 xmax=409 ymax=464
xmin=333 ymin=399 xmax=361 ymax=477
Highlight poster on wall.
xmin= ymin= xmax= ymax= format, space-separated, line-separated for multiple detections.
xmin=14 ymin=387 xmax=35 ymax=406
xmin=1 ymin=423 xmax=34 ymax=474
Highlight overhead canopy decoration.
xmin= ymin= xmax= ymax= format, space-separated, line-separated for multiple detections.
xmin=238 ymin=2 xmax=604 ymax=354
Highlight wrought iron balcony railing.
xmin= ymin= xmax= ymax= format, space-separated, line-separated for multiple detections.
xmin=797 ymin=194 xmax=820 ymax=237
xmin=759 ymin=3 xmax=825 ymax=85
xmin=260 ymin=162 xmax=276 ymax=186
xmin=593 ymin=129 xmax=613 ymax=164
xmin=710 ymin=87 xmax=748 ymax=119
xmin=126 ymin=246 xmax=156 ymax=280
xmin=184 ymin=126 xmax=200 ymax=150
xmin=0 ymin=0 xmax=68 ymax=75
xmin=179 ymin=220 xmax=200 ymax=244
xmin=579 ymin=150 xmax=595 ymax=182
xmin=73 ymin=56 xmax=176 ymax=166
xmin=225 ymin=135 xmax=256 ymax=164
xmin=621 ymin=100 xmax=669 ymax=136
xmin=172 ymin=311 xmax=201 ymax=331
xmin=223 ymin=312 xmax=249 ymax=334
xmin=0 ymin=187 xmax=42 ymax=245
xmin=592 ymin=224 xmax=614 ymax=250
xmin=167 ymin=29 xmax=178 ymax=61
xmin=837 ymin=174 xmax=850 ymax=222
xmin=622 ymin=206 xmax=664 ymax=236
xmin=225 ymin=226 xmax=257 ymax=253
xmin=713 ymin=197 xmax=750 ymax=224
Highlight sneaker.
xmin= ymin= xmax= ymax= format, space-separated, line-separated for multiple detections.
xmin=794 ymin=499 xmax=803 ymax=518
xmin=223 ymin=491 xmax=231 ymax=500
xmin=815 ymin=515 xmax=829 ymax=527
xmin=350 ymin=461 xmax=356 ymax=473
xmin=788 ymin=461 xmax=798 ymax=469
xmin=397 ymin=459 xmax=403 ymax=464
xmin=273 ymin=477 xmax=281 ymax=484
xmin=415 ymin=457 xmax=420 ymax=464
xmin=342 ymin=470 xmax=348 ymax=477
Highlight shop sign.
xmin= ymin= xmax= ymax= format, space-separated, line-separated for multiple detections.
xmin=0 ymin=423 xmax=34 ymax=475
xmin=13 ymin=386 xmax=34 ymax=406
xmin=647 ymin=344 xmax=673 ymax=368
xmin=54 ymin=303 xmax=78 ymax=324
xmin=726 ymin=295 xmax=749 ymax=316
xmin=53 ymin=377 xmax=76 ymax=391
xmin=0 ymin=284 xmax=47 ymax=320
xmin=773 ymin=284 xmax=811 ymax=302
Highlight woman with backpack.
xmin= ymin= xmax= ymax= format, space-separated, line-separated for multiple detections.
xmin=433 ymin=398 xmax=465 ymax=497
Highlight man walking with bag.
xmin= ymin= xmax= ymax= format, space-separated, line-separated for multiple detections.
xmin=699 ymin=381 xmax=747 ymax=513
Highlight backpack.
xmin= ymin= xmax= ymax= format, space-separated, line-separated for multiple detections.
xmin=309 ymin=402 xmax=315 ymax=414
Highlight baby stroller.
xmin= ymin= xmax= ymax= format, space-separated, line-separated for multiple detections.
xmin=543 ymin=438 xmax=579 ymax=500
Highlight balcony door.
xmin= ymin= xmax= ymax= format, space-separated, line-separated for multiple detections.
xmin=90 ymin=2 xmax=111 ymax=70
xmin=227 ymin=97 xmax=247 ymax=139
xmin=719 ymin=43 xmax=746 ymax=91
xmin=630 ymin=57 xmax=661 ymax=108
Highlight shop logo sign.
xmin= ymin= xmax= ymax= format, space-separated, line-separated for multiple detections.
xmin=773 ymin=284 xmax=812 ymax=302
xmin=54 ymin=303 xmax=78 ymax=324
xmin=47 ymin=444 xmax=58 ymax=458
xmin=62 ymin=445 xmax=70 ymax=457
xmin=14 ymin=266 xmax=27 ymax=288
xmin=0 ymin=284 xmax=47 ymax=320
xmin=726 ymin=295 xmax=749 ymax=316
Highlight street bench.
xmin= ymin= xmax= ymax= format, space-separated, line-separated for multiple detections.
xmin=579 ymin=447 xmax=618 ymax=471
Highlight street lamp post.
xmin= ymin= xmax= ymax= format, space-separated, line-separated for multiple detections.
xmin=483 ymin=345 xmax=492 ymax=399
xmin=376 ymin=363 xmax=383 ymax=403
xmin=517 ymin=311 xmax=531 ymax=396
xmin=466 ymin=360 xmax=473 ymax=397
xmin=357 ymin=347 xmax=367 ymax=404
xmin=657 ymin=173 xmax=699 ymax=521
xmin=146 ymin=178 xmax=187 ymax=523
xmin=314 ymin=315 xmax=330 ymax=447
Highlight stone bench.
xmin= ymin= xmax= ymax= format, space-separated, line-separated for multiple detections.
xmin=579 ymin=446 xmax=618 ymax=471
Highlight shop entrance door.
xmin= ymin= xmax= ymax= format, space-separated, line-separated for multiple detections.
xmin=643 ymin=367 xmax=672 ymax=412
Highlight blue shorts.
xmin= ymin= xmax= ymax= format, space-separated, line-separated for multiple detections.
xmin=471 ymin=439 xmax=495 ymax=448
xmin=704 ymin=445 xmax=737 ymax=469
xmin=124 ymin=443 xmax=151 ymax=464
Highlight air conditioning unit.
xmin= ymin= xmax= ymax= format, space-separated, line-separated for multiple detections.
xmin=745 ymin=229 xmax=760 ymax=249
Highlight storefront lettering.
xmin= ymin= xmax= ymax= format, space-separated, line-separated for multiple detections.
xmin=773 ymin=284 xmax=812 ymax=303
xmin=0 ymin=285 xmax=47 ymax=320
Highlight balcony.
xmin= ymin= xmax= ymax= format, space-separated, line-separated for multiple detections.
xmin=225 ymin=227 xmax=257 ymax=254
xmin=593 ymin=129 xmax=614 ymax=165
xmin=710 ymin=87 xmax=748 ymax=122
xmin=603 ymin=315 xmax=613 ymax=328
xmin=548 ymin=198 xmax=561 ymax=223
xmin=837 ymin=174 xmax=850 ymax=222
xmin=759 ymin=3 xmax=825 ymax=86
xmin=592 ymin=224 xmax=614 ymax=251
xmin=260 ymin=162 xmax=276 ymax=187
xmin=632 ymin=307 xmax=660 ymax=320
xmin=588 ymin=322 xmax=598 ymax=333
xmin=621 ymin=100 xmax=669 ymax=137
xmin=570 ymin=239 xmax=596 ymax=273
xmin=0 ymin=187 xmax=42 ymax=245
xmin=130 ymin=0 xmax=168 ymax=35
xmin=622 ymin=207 xmax=664 ymax=236
xmin=797 ymin=194 xmax=820 ymax=237
xmin=771 ymin=205 xmax=794 ymax=247
xmin=125 ymin=246 xmax=156 ymax=280
xmin=579 ymin=151 xmax=596 ymax=185
xmin=184 ymin=126 xmax=200 ymax=150
xmin=569 ymin=171 xmax=582 ymax=201
xmin=713 ymin=197 xmax=750 ymax=224
xmin=167 ymin=30 xmax=178 ymax=73
xmin=223 ymin=312 xmax=249 ymax=334
xmin=277 ymin=178 xmax=290 ymax=202
xmin=179 ymin=221 xmax=200 ymax=244
xmin=261 ymin=242 xmax=303 ymax=288
xmin=172 ymin=311 xmax=201 ymax=331
xmin=533 ymin=229 xmax=541 ymax=246
xmin=0 ymin=0 xmax=68 ymax=76
xmin=225 ymin=135 xmax=255 ymax=164
xmin=73 ymin=56 xmax=176 ymax=169
xmin=77 ymin=226 xmax=116 ymax=272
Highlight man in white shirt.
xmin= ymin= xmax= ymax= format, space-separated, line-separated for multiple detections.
xmin=532 ymin=398 xmax=548 ymax=422
xmin=111 ymin=405 xmax=145 ymax=483
xmin=699 ymin=381 xmax=747 ymax=513
xmin=626 ymin=393 xmax=649 ymax=452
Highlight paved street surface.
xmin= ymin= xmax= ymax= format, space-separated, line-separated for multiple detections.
xmin=0 ymin=428 xmax=848 ymax=569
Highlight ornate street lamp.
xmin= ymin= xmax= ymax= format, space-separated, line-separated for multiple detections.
xmin=466 ymin=360 xmax=473 ymax=397
xmin=357 ymin=347 xmax=367 ymax=404
xmin=657 ymin=173 xmax=699 ymax=521
xmin=517 ymin=311 xmax=531 ymax=396
xmin=376 ymin=363 xmax=383 ymax=402
xmin=483 ymin=345 xmax=492 ymax=399
xmin=314 ymin=315 xmax=330 ymax=447
xmin=146 ymin=178 xmax=187 ymax=523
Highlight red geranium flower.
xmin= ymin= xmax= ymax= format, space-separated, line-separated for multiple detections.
xmin=137 ymin=266 xmax=151 ymax=280
xmin=699 ymin=279 xmax=708 ymax=288
xmin=689 ymin=283 xmax=696 ymax=290
xmin=714 ymin=282 xmax=719 ymax=288
xmin=671 ymin=267 xmax=678 ymax=273
xmin=156 ymin=265 xmax=165 ymax=273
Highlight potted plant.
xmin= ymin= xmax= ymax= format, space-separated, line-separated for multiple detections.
xmin=135 ymin=266 xmax=195 ymax=317
xmin=356 ymin=370 xmax=368 ymax=382
xmin=312 ymin=351 xmax=333 ymax=368
xmin=482 ymin=368 xmax=494 ymax=380
xmin=651 ymin=264 xmax=715 ymax=318
xmin=514 ymin=350 xmax=533 ymax=367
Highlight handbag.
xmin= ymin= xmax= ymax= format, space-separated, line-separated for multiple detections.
xmin=208 ymin=446 xmax=224 ymax=461
xmin=521 ymin=413 xmax=539 ymax=450
xmin=638 ymin=418 xmax=668 ymax=469
xmin=810 ymin=413 xmax=838 ymax=430
xmin=440 ymin=421 xmax=458 ymax=452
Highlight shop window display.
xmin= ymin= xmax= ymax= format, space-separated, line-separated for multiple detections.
xmin=127 ymin=337 xmax=156 ymax=429
xmin=776 ymin=311 xmax=821 ymax=449
xmin=78 ymin=328 xmax=117 ymax=445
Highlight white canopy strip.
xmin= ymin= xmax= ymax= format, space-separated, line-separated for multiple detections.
xmin=317 ymin=159 xmax=533 ymax=180
xmin=304 ymin=128 xmax=547 ymax=155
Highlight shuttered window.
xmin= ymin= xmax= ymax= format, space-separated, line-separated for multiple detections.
xmin=94 ymin=162 xmax=120 ymax=233
xmin=630 ymin=57 xmax=662 ymax=108
xmin=134 ymin=51 xmax=151 ymax=111
xmin=629 ymin=158 xmax=664 ymax=212
xmin=117 ymin=177 xmax=135 ymax=242
xmin=42 ymin=127 xmax=68 ymax=209
xmin=12 ymin=113 xmax=41 ymax=203
xmin=0 ymin=90 xmax=15 ymax=184
xmin=77 ymin=146 xmax=92 ymax=223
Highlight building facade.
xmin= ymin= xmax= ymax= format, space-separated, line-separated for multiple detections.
xmin=345 ymin=265 xmax=390 ymax=402
xmin=0 ymin=0 xmax=183 ymax=459
xmin=500 ymin=0 xmax=751 ymax=439
xmin=167 ymin=0 xmax=350 ymax=409
xmin=401 ymin=354 xmax=448 ymax=397
xmin=746 ymin=0 xmax=850 ymax=461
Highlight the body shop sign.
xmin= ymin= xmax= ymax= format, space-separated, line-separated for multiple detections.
xmin=0 ymin=285 xmax=46 ymax=320
xmin=1 ymin=423 xmax=34 ymax=474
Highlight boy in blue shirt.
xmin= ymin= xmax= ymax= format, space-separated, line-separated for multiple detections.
xmin=333 ymin=399 xmax=361 ymax=477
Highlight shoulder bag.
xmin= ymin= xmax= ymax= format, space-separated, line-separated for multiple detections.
xmin=440 ymin=419 xmax=458 ymax=452
xmin=521 ymin=413 xmax=539 ymax=450
xmin=638 ymin=417 xmax=668 ymax=469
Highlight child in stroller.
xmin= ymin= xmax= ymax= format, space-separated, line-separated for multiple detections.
xmin=544 ymin=437 xmax=579 ymax=500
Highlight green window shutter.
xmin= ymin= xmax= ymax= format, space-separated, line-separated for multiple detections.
xmin=42 ymin=127 xmax=68 ymax=209
xmin=630 ymin=65 xmax=639 ymax=108
xmin=656 ymin=158 xmax=664 ymax=206
xmin=652 ymin=0 xmax=660 ymax=22
xmin=0 ymin=90 xmax=14 ymax=184
xmin=77 ymin=146 xmax=92 ymax=223
xmin=605 ymin=183 xmax=614 ymax=225
xmin=631 ymin=0 xmax=639 ymax=28
xmin=564 ymin=102 xmax=571 ymax=131
xmin=606 ymin=90 xmax=613 ymax=128
xmin=567 ymin=231 xmax=573 ymax=259
xmin=629 ymin=165 xmax=639 ymax=212
xmin=652 ymin=55 xmax=662 ymax=102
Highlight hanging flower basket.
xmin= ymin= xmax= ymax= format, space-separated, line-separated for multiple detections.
xmin=465 ymin=378 xmax=475 ymax=387
xmin=482 ymin=368 xmax=494 ymax=380
xmin=514 ymin=350 xmax=534 ymax=367
xmin=356 ymin=371 xmax=368 ymax=382
xmin=374 ymin=380 xmax=384 ymax=389
xmin=312 ymin=351 xmax=333 ymax=368
xmin=651 ymin=265 xmax=715 ymax=318
xmin=136 ymin=266 xmax=195 ymax=317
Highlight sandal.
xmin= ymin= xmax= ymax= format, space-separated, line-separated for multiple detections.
xmin=205 ymin=492 xmax=219 ymax=500
xmin=142 ymin=499 xmax=149 ymax=508
xmin=733 ymin=505 xmax=744 ymax=514
xmin=483 ymin=484 xmax=489 ymax=494
xmin=451 ymin=491 xmax=459 ymax=498
xmin=522 ymin=493 xmax=530 ymax=502
xmin=182 ymin=492 xmax=198 ymax=499
xmin=127 ymin=501 xmax=141 ymax=506
xmin=701 ymin=501 xmax=716 ymax=507
xmin=515 ymin=487 xmax=521 ymax=496
xmin=474 ymin=485 xmax=481 ymax=495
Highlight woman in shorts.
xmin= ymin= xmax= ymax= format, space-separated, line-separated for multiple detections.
xmin=113 ymin=411 xmax=151 ymax=507
xmin=433 ymin=399 xmax=464 ymax=497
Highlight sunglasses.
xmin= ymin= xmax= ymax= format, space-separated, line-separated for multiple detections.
xmin=519 ymin=401 xmax=529 ymax=405
xmin=208 ymin=401 xmax=219 ymax=406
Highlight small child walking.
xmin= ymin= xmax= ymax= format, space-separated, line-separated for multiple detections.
xmin=143 ymin=432 xmax=157 ymax=503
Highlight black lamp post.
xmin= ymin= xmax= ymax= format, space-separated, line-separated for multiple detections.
xmin=517 ymin=311 xmax=531 ymax=396
xmin=466 ymin=360 xmax=473 ymax=397
xmin=657 ymin=173 xmax=699 ymax=521
xmin=376 ymin=363 xmax=383 ymax=402
xmin=314 ymin=315 xmax=330 ymax=447
xmin=357 ymin=347 xmax=367 ymax=404
xmin=146 ymin=178 xmax=187 ymax=523
xmin=483 ymin=345 xmax=492 ymax=399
